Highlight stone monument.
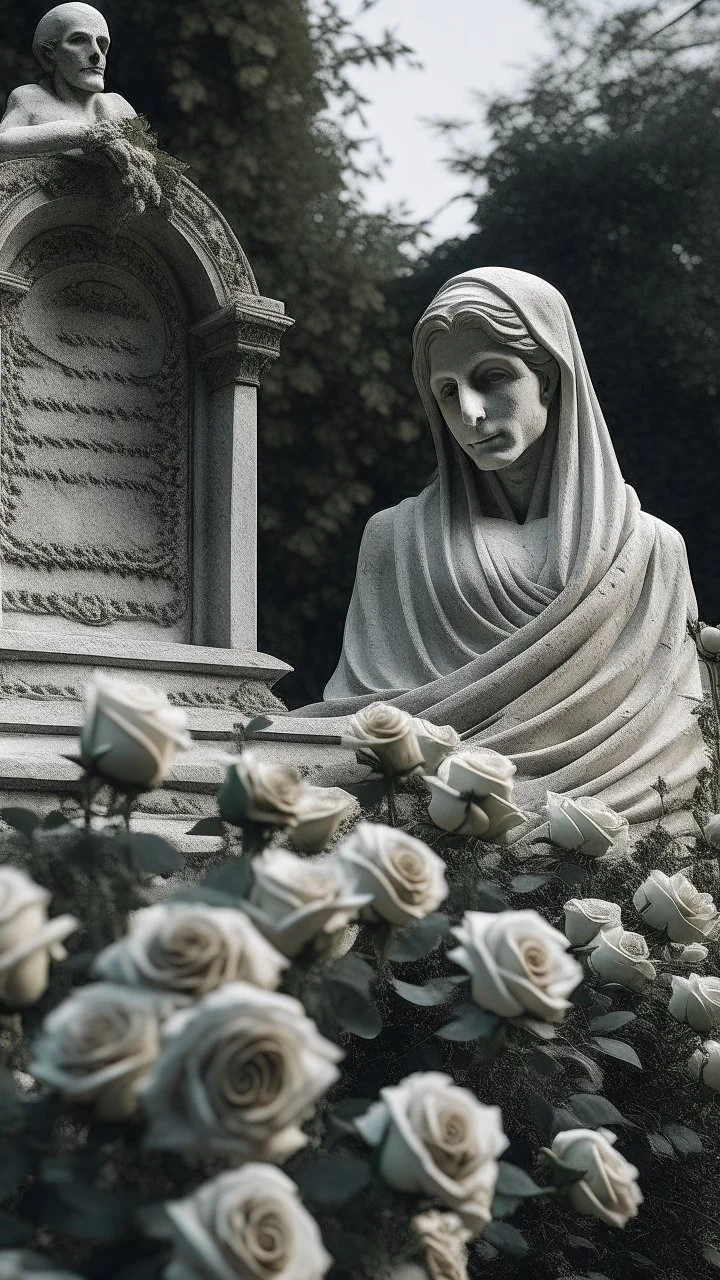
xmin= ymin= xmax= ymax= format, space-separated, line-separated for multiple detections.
xmin=0 ymin=5 xmax=294 ymax=843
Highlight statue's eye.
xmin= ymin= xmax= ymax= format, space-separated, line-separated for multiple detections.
xmin=439 ymin=381 xmax=457 ymax=400
xmin=483 ymin=369 xmax=508 ymax=386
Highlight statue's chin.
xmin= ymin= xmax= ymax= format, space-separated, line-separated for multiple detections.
xmin=70 ymin=72 xmax=105 ymax=93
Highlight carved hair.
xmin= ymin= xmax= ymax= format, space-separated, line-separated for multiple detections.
xmin=413 ymin=282 xmax=556 ymax=379
xmin=33 ymin=3 xmax=109 ymax=73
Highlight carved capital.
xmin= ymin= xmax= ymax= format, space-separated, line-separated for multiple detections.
xmin=190 ymin=295 xmax=294 ymax=390
xmin=0 ymin=271 xmax=29 ymax=325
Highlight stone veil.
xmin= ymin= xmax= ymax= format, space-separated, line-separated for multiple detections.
xmin=295 ymin=267 xmax=705 ymax=824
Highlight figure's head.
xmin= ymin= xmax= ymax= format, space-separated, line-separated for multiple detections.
xmin=414 ymin=280 xmax=560 ymax=472
xmin=33 ymin=4 xmax=110 ymax=95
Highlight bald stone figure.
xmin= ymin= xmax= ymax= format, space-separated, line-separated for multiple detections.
xmin=0 ymin=4 xmax=135 ymax=162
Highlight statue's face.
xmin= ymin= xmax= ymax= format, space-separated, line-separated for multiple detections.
xmin=51 ymin=12 xmax=110 ymax=93
xmin=428 ymin=327 xmax=558 ymax=471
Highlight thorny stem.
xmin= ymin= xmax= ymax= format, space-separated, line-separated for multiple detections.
xmin=384 ymin=771 xmax=398 ymax=827
xmin=708 ymin=659 xmax=720 ymax=813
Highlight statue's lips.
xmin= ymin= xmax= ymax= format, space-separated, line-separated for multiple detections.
xmin=467 ymin=433 xmax=503 ymax=448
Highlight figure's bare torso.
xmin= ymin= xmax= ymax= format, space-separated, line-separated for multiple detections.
xmin=0 ymin=82 xmax=134 ymax=130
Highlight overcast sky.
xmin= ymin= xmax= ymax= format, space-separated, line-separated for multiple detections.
xmin=330 ymin=0 xmax=692 ymax=244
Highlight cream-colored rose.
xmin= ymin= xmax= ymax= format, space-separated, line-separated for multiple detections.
xmin=141 ymin=981 xmax=342 ymax=1162
xmin=669 ymin=973 xmax=720 ymax=1032
xmin=336 ymin=822 xmax=448 ymax=926
xmin=449 ymin=910 xmax=582 ymax=1023
xmin=587 ymin=926 xmax=656 ymax=992
xmin=93 ymin=903 xmax=288 ymax=996
xmin=551 ymin=1128 xmax=642 ymax=1228
xmin=81 ymin=673 xmax=190 ymax=787
xmin=289 ymin=786 xmax=358 ymax=853
xmin=245 ymin=848 xmax=371 ymax=958
xmin=412 ymin=720 xmax=461 ymax=775
xmin=427 ymin=751 xmax=526 ymax=842
xmin=545 ymin=793 xmax=628 ymax=858
xmin=356 ymin=1072 xmax=508 ymax=1233
xmin=703 ymin=815 xmax=720 ymax=849
xmin=218 ymin=750 xmax=303 ymax=829
xmin=164 ymin=1165 xmax=332 ymax=1280
xmin=30 ymin=983 xmax=174 ymax=1121
xmin=699 ymin=625 xmax=720 ymax=656
xmin=687 ymin=1039 xmax=720 ymax=1091
xmin=342 ymin=702 xmax=425 ymax=775
xmin=672 ymin=941 xmax=709 ymax=967
xmin=633 ymin=870 xmax=719 ymax=944
xmin=0 ymin=1252 xmax=84 ymax=1280
xmin=0 ymin=868 xmax=77 ymax=1008
xmin=413 ymin=1211 xmax=471 ymax=1280
xmin=563 ymin=898 xmax=622 ymax=947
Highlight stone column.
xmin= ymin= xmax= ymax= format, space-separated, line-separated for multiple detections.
xmin=0 ymin=270 xmax=30 ymax=631
xmin=190 ymin=296 xmax=293 ymax=651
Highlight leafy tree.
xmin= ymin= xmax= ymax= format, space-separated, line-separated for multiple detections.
xmin=0 ymin=0 xmax=426 ymax=704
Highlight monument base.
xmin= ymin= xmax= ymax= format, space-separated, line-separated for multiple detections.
xmin=0 ymin=629 xmax=293 ymax=850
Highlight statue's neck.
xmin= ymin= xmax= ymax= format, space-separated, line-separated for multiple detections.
xmin=51 ymin=74 xmax=98 ymax=112
xmin=491 ymin=434 xmax=546 ymax=524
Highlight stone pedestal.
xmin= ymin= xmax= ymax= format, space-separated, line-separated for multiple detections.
xmin=0 ymin=155 xmax=294 ymax=840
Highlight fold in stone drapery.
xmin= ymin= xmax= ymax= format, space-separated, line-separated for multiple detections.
xmin=296 ymin=268 xmax=705 ymax=824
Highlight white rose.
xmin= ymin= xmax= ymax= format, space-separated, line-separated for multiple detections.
xmin=245 ymin=848 xmax=371 ymax=958
xmin=289 ymin=786 xmax=358 ymax=853
xmin=0 ymin=1253 xmax=84 ymax=1280
xmin=30 ymin=983 xmax=174 ymax=1121
xmin=544 ymin=793 xmax=628 ymax=858
xmin=164 ymin=1165 xmax=332 ymax=1280
xmin=427 ymin=751 xmax=526 ymax=842
xmin=141 ymin=981 xmax=342 ymax=1162
xmin=412 ymin=1211 xmax=471 ymax=1280
xmin=669 ymin=973 xmax=720 ymax=1032
xmin=699 ymin=625 xmax=720 ymax=656
xmin=551 ymin=1128 xmax=642 ymax=1228
xmin=449 ymin=910 xmax=582 ymax=1023
xmin=341 ymin=702 xmax=425 ymax=775
xmin=587 ymin=926 xmax=656 ymax=992
xmin=672 ymin=941 xmax=709 ymax=967
xmin=703 ymin=815 xmax=720 ymax=849
xmin=687 ymin=1040 xmax=720 ymax=1091
xmin=93 ymin=903 xmax=288 ymax=995
xmin=633 ymin=870 xmax=719 ymax=944
xmin=356 ymin=1072 xmax=507 ymax=1233
xmin=0 ymin=868 xmax=77 ymax=1008
xmin=563 ymin=898 xmax=622 ymax=947
xmin=218 ymin=750 xmax=303 ymax=829
xmin=81 ymin=673 xmax=190 ymax=787
xmin=412 ymin=720 xmax=461 ymax=775
xmin=336 ymin=822 xmax=448 ymax=926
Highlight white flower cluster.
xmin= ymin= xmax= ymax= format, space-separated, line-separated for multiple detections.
xmin=81 ymin=672 xmax=191 ymax=788
xmin=219 ymin=749 xmax=359 ymax=852
xmin=0 ymin=868 xmax=77 ymax=1009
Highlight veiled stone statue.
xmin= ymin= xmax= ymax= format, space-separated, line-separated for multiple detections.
xmin=0 ymin=4 xmax=135 ymax=160
xmin=296 ymin=268 xmax=705 ymax=827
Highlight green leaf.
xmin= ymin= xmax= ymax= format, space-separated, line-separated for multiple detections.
xmin=244 ymin=715 xmax=273 ymax=737
xmin=475 ymin=879 xmax=507 ymax=911
xmin=660 ymin=1122 xmax=703 ymax=1154
xmin=202 ymin=857 xmax=253 ymax=899
xmin=437 ymin=1002 xmax=501 ymax=1041
xmin=495 ymin=1162 xmax=549 ymax=1198
xmin=188 ymin=816 xmax=226 ymax=837
xmin=326 ymin=952 xmax=376 ymax=996
xmin=589 ymin=1011 xmax=636 ymax=1032
xmin=0 ymin=807 xmax=39 ymax=839
xmin=567 ymin=1236 xmax=598 ymax=1252
xmin=511 ymin=874 xmax=552 ymax=893
xmin=538 ymin=1146 xmax=588 ymax=1189
xmin=702 ymin=1244 xmax=720 ymax=1269
xmin=128 ymin=833 xmax=184 ymax=874
xmin=42 ymin=810 xmax=71 ymax=830
xmin=551 ymin=1046 xmax=604 ymax=1088
xmin=555 ymin=863 xmax=590 ymax=885
xmin=0 ymin=1212 xmax=33 ymax=1247
xmin=648 ymin=1132 xmax=675 ymax=1158
xmin=532 ymin=1047 xmax=562 ymax=1077
xmin=593 ymin=1037 xmax=642 ymax=1069
xmin=25 ymin=1180 xmax=133 ymax=1240
xmin=491 ymin=1192 xmax=523 ymax=1219
xmin=386 ymin=912 xmax=450 ymax=962
xmin=294 ymin=1155 xmax=372 ymax=1207
xmin=343 ymin=777 xmax=386 ymax=807
xmin=483 ymin=1221 xmax=529 ymax=1258
xmin=390 ymin=976 xmax=458 ymax=1006
xmin=0 ymin=1068 xmax=22 ymax=1133
xmin=0 ymin=1143 xmax=34 ymax=1200
xmin=568 ymin=1094 xmax=632 ymax=1128
xmin=326 ymin=983 xmax=382 ymax=1039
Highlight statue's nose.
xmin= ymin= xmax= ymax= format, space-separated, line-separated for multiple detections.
xmin=459 ymin=388 xmax=485 ymax=427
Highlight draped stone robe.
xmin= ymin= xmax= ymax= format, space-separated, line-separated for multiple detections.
xmin=295 ymin=268 xmax=705 ymax=825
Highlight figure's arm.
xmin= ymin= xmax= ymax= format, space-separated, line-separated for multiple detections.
xmin=0 ymin=89 xmax=92 ymax=159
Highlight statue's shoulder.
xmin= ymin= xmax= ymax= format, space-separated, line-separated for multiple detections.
xmin=101 ymin=92 xmax=136 ymax=122
xmin=2 ymin=83 xmax=49 ymax=121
